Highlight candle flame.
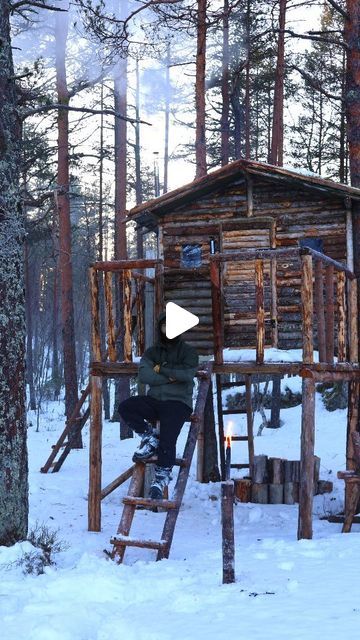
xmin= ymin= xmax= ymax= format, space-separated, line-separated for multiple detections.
xmin=225 ymin=421 xmax=232 ymax=448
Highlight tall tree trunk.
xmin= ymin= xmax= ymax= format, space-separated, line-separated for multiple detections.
xmin=113 ymin=55 xmax=132 ymax=438
xmin=270 ymin=0 xmax=287 ymax=166
xmin=0 ymin=0 xmax=28 ymax=544
xmin=24 ymin=243 xmax=36 ymax=410
xmin=345 ymin=1 xmax=360 ymax=188
xmin=195 ymin=0 xmax=207 ymax=178
xmin=339 ymin=48 xmax=347 ymax=183
xmin=55 ymin=9 xmax=80 ymax=446
xmin=98 ymin=83 xmax=110 ymax=419
xmin=244 ymin=0 xmax=251 ymax=159
xmin=221 ymin=0 xmax=230 ymax=165
xmin=163 ymin=43 xmax=171 ymax=194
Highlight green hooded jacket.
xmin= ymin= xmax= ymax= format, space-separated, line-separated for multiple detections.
xmin=138 ymin=312 xmax=199 ymax=409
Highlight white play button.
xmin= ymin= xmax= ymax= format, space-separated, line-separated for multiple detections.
xmin=165 ymin=302 xmax=199 ymax=339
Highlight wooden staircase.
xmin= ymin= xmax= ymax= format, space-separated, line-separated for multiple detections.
xmin=216 ymin=373 xmax=254 ymax=480
xmin=110 ymin=362 xmax=213 ymax=563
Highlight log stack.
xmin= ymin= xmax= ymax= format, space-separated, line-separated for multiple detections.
xmin=234 ymin=454 xmax=332 ymax=504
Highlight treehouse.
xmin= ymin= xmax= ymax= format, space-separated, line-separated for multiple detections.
xmin=42 ymin=159 xmax=360 ymax=560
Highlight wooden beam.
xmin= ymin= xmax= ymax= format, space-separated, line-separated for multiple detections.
xmin=314 ymin=260 xmax=326 ymax=362
xmin=210 ymin=260 xmax=224 ymax=365
xmin=337 ymin=270 xmax=346 ymax=362
xmin=255 ymin=258 xmax=265 ymax=365
xmin=325 ymin=264 xmax=335 ymax=364
xmin=104 ymin=271 xmax=117 ymax=362
xmin=93 ymin=259 xmax=162 ymax=271
xmin=123 ymin=269 xmax=132 ymax=363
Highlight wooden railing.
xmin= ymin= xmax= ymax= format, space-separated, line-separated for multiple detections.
xmin=89 ymin=259 xmax=164 ymax=365
xmin=210 ymin=247 xmax=358 ymax=367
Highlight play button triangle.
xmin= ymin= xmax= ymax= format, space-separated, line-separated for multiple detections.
xmin=165 ymin=302 xmax=199 ymax=339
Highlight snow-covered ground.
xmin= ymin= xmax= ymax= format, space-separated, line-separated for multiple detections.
xmin=1 ymin=378 xmax=359 ymax=640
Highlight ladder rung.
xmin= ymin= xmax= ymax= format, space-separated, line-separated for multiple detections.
xmin=122 ymin=496 xmax=179 ymax=509
xmin=228 ymin=435 xmax=249 ymax=442
xmin=143 ymin=456 xmax=188 ymax=467
xmin=222 ymin=409 xmax=247 ymax=415
xmin=110 ymin=536 xmax=166 ymax=551
xmin=230 ymin=463 xmax=250 ymax=469
xmin=219 ymin=381 xmax=245 ymax=390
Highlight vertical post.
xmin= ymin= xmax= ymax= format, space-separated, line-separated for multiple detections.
xmin=123 ymin=268 xmax=132 ymax=363
xmin=216 ymin=374 xmax=226 ymax=481
xmin=210 ymin=258 xmax=224 ymax=365
xmin=337 ymin=270 xmax=346 ymax=362
xmin=245 ymin=375 xmax=254 ymax=473
xmin=297 ymin=376 xmax=315 ymax=540
xmin=270 ymin=256 xmax=278 ymax=348
xmin=154 ymin=261 xmax=164 ymax=323
xmin=314 ymin=260 xmax=326 ymax=362
xmin=301 ymin=254 xmax=314 ymax=364
xmin=255 ymin=258 xmax=265 ymax=365
xmin=221 ymin=481 xmax=235 ymax=584
xmin=325 ymin=264 xmax=335 ymax=363
xmin=135 ymin=278 xmax=145 ymax=356
xmin=89 ymin=267 xmax=103 ymax=532
xmin=348 ymin=278 xmax=358 ymax=363
xmin=104 ymin=271 xmax=117 ymax=362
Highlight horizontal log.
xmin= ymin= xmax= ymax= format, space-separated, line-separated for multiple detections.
xmin=110 ymin=536 xmax=166 ymax=550
xmin=93 ymin=259 xmax=161 ymax=271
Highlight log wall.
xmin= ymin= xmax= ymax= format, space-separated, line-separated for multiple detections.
xmin=161 ymin=176 xmax=347 ymax=354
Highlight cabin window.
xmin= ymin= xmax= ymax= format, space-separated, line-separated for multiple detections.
xmin=299 ymin=237 xmax=323 ymax=253
xmin=181 ymin=243 xmax=202 ymax=268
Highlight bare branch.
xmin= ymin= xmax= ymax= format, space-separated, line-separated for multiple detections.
xmin=10 ymin=0 xmax=67 ymax=11
xmin=284 ymin=28 xmax=347 ymax=50
xmin=292 ymin=64 xmax=343 ymax=102
xmin=326 ymin=0 xmax=349 ymax=20
xmin=22 ymin=103 xmax=152 ymax=125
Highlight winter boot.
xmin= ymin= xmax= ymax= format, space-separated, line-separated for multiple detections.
xmin=149 ymin=465 xmax=172 ymax=500
xmin=132 ymin=427 xmax=159 ymax=463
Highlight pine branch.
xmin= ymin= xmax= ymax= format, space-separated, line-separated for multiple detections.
xmin=10 ymin=0 xmax=66 ymax=11
xmin=22 ymin=103 xmax=152 ymax=125
xmin=326 ymin=0 xmax=349 ymax=20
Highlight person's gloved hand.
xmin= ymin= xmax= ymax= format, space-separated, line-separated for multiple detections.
xmin=153 ymin=364 xmax=161 ymax=374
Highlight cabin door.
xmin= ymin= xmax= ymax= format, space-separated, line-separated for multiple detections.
xmin=221 ymin=219 xmax=276 ymax=350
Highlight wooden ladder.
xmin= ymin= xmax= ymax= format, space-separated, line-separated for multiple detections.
xmin=338 ymin=431 xmax=360 ymax=533
xmin=216 ymin=373 xmax=254 ymax=480
xmin=40 ymin=385 xmax=90 ymax=473
xmin=110 ymin=362 xmax=213 ymax=563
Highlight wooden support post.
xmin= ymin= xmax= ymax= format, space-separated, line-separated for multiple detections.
xmin=346 ymin=380 xmax=360 ymax=516
xmin=216 ymin=374 xmax=226 ymax=481
xmin=337 ymin=270 xmax=346 ymax=362
xmin=221 ymin=481 xmax=235 ymax=584
xmin=325 ymin=264 xmax=335 ymax=364
xmin=154 ymin=262 xmax=164 ymax=320
xmin=348 ymin=278 xmax=359 ymax=364
xmin=255 ymin=258 xmax=265 ymax=365
xmin=301 ymin=254 xmax=314 ymax=364
xmin=314 ymin=260 xmax=326 ymax=362
xmin=135 ymin=278 xmax=145 ymax=356
xmin=88 ymin=267 xmax=103 ymax=532
xmin=104 ymin=271 xmax=117 ymax=362
xmin=298 ymin=377 xmax=315 ymax=540
xmin=270 ymin=256 xmax=278 ymax=348
xmin=245 ymin=375 xmax=254 ymax=472
xmin=123 ymin=269 xmax=132 ymax=363
xmin=210 ymin=259 xmax=224 ymax=365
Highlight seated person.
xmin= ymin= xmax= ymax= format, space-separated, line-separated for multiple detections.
xmin=118 ymin=311 xmax=198 ymax=499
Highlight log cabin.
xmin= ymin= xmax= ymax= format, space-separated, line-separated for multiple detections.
xmin=128 ymin=159 xmax=360 ymax=357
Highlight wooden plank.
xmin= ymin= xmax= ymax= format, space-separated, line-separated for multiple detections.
xmin=93 ymin=259 xmax=161 ymax=271
xmin=216 ymin=375 xmax=226 ymax=481
xmin=104 ymin=271 xmax=117 ymax=362
xmin=245 ymin=375 xmax=254 ymax=472
xmin=298 ymin=377 xmax=315 ymax=540
xmin=122 ymin=496 xmax=178 ymax=509
xmin=314 ymin=260 xmax=326 ymax=362
xmin=255 ymin=258 xmax=265 ymax=364
xmin=270 ymin=256 xmax=278 ymax=347
xmin=301 ymin=254 xmax=314 ymax=364
xmin=154 ymin=262 xmax=164 ymax=320
xmin=337 ymin=270 xmax=346 ymax=362
xmin=325 ymin=264 xmax=335 ymax=363
xmin=111 ymin=537 xmax=166 ymax=551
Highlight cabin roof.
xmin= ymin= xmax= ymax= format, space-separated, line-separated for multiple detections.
xmin=128 ymin=159 xmax=360 ymax=227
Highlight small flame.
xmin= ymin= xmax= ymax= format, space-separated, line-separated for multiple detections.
xmin=225 ymin=421 xmax=232 ymax=448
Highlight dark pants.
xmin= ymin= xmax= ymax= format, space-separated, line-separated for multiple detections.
xmin=118 ymin=396 xmax=192 ymax=468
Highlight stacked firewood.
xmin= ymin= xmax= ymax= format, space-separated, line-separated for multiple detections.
xmin=234 ymin=455 xmax=333 ymax=504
